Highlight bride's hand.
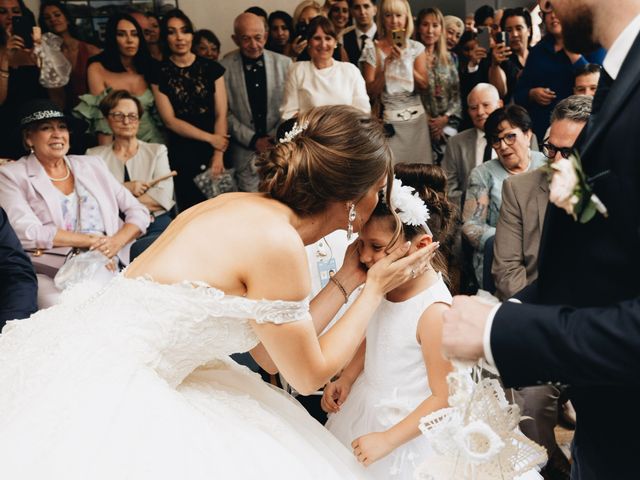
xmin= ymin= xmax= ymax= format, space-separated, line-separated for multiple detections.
xmin=365 ymin=241 xmax=440 ymax=296
xmin=335 ymin=241 xmax=367 ymax=290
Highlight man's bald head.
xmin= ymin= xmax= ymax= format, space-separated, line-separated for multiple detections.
xmin=233 ymin=12 xmax=267 ymax=59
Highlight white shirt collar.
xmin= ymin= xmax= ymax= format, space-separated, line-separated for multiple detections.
xmin=355 ymin=23 xmax=376 ymax=40
xmin=603 ymin=13 xmax=640 ymax=80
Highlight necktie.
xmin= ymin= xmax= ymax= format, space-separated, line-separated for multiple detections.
xmin=591 ymin=68 xmax=613 ymax=115
xmin=482 ymin=140 xmax=493 ymax=162
xmin=360 ymin=34 xmax=368 ymax=51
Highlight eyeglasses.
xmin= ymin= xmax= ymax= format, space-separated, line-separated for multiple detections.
xmin=491 ymin=132 xmax=518 ymax=148
xmin=109 ymin=112 xmax=139 ymax=123
xmin=539 ymin=1 xmax=553 ymax=13
xmin=541 ymin=141 xmax=573 ymax=159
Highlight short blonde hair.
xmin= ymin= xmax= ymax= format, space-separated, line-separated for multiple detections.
xmin=377 ymin=0 xmax=413 ymax=40
xmin=293 ymin=0 xmax=322 ymax=26
xmin=444 ymin=15 xmax=464 ymax=34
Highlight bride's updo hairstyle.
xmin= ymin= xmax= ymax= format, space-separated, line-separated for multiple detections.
xmin=257 ymin=105 xmax=393 ymax=215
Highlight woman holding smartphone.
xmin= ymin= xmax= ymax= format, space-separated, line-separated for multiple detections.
xmin=361 ymin=0 xmax=432 ymax=165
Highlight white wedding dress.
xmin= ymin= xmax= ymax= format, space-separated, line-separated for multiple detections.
xmin=0 ymin=275 xmax=368 ymax=479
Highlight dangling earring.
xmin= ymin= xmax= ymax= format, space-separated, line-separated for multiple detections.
xmin=347 ymin=203 xmax=356 ymax=241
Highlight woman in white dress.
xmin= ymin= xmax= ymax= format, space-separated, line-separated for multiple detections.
xmin=0 ymin=105 xmax=436 ymax=479
xmin=280 ymin=16 xmax=370 ymax=120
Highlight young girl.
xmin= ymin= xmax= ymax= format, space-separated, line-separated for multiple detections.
xmin=322 ymin=166 xmax=455 ymax=479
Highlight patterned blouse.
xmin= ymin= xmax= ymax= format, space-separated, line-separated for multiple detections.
xmin=421 ymin=52 xmax=462 ymax=123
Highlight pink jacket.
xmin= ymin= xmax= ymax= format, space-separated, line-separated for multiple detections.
xmin=0 ymin=154 xmax=150 ymax=261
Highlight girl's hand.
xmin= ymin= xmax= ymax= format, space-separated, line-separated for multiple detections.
xmin=491 ymin=42 xmax=511 ymax=65
xmin=210 ymin=133 xmax=229 ymax=152
xmin=320 ymin=377 xmax=352 ymax=413
xmin=352 ymin=431 xmax=395 ymax=466
xmin=388 ymin=44 xmax=402 ymax=61
xmin=365 ymin=241 xmax=440 ymax=296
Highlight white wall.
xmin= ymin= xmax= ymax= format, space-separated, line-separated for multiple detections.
xmin=179 ymin=0 xmax=301 ymax=55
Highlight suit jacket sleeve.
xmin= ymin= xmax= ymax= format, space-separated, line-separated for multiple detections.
xmin=221 ymin=57 xmax=257 ymax=148
xmin=0 ymin=208 xmax=37 ymax=325
xmin=491 ymin=299 xmax=640 ymax=388
xmin=442 ymin=139 xmax=463 ymax=211
xmin=492 ymin=177 xmax=527 ymax=300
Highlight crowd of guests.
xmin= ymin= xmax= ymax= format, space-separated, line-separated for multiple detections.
xmin=0 ymin=1 xmax=608 ymax=478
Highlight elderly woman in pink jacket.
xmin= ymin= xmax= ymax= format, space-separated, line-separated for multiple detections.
xmin=0 ymin=99 xmax=150 ymax=307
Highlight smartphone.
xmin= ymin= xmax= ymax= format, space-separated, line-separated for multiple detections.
xmin=477 ymin=27 xmax=490 ymax=50
xmin=497 ymin=31 xmax=510 ymax=46
xmin=391 ymin=29 xmax=406 ymax=49
xmin=294 ymin=21 xmax=308 ymax=41
xmin=11 ymin=15 xmax=35 ymax=49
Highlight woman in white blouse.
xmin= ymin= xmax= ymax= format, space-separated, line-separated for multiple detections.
xmin=87 ymin=89 xmax=175 ymax=260
xmin=280 ymin=16 xmax=370 ymax=120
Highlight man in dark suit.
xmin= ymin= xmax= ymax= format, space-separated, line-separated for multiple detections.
xmin=0 ymin=207 xmax=37 ymax=327
xmin=342 ymin=0 xmax=377 ymax=66
xmin=442 ymin=1 xmax=640 ymax=478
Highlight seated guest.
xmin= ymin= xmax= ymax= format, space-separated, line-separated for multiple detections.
xmin=266 ymin=10 xmax=293 ymax=55
xmin=488 ymin=7 xmax=533 ymax=103
xmin=75 ymin=13 xmax=164 ymax=145
xmin=442 ymin=83 xmax=502 ymax=212
xmin=461 ymin=105 xmax=545 ymax=285
xmin=573 ymin=63 xmax=600 ymax=96
xmin=361 ymin=0 xmax=431 ymax=165
xmin=193 ymin=29 xmax=221 ymax=61
xmin=38 ymin=0 xmax=101 ymax=110
xmin=222 ymin=13 xmax=291 ymax=192
xmin=0 ymin=100 xmax=149 ymax=307
xmin=342 ymin=0 xmax=377 ymax=66
xmin=513 ymin=7 xmax=604 ymax=142
xmin=493 ymin=95 xmax=592 ymax=299
xmin=281 ymin=16 xmax=369 ymax=120
xmin=87 ymin=90 xmax=174 ymax=259
xmin=0 ymin=207 xmax=37 ymax=326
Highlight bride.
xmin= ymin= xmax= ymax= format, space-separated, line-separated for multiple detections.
xmin=0 ymin=106 xmax=436 ymax=479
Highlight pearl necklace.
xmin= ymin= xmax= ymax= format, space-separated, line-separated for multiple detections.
xmin=47 ymin=160 xmax=71 ymax=182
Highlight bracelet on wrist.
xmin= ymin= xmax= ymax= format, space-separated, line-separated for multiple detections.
xmin=329 ymin=275 xmax=349 ymax=304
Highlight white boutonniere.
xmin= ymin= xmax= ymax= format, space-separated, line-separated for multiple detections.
xmin=546 ymin=150 xmax=608 ymax=223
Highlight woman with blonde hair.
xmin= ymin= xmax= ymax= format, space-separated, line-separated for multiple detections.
xmin=289 ymin=0 xmax=322 ymax=58
xmin=416 ymin=7 xmax=461 ymax=163
xmin=362 ymin=0 xmax=432 ymax=165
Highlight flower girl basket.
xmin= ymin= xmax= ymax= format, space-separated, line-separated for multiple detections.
xmin=415 ymin=361 xmax=547 ymax=480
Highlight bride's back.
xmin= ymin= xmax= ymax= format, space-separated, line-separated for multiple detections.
xmin=126 ymin=193 xmax=299 ymax=297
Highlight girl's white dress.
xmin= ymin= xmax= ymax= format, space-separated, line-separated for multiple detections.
xmin=326 ymin=275 xmax=452 ymax=479
xmin=0 ymin=275 xmax=368 ymax=479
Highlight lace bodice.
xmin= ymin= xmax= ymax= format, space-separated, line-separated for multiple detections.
xmin=0 ymin=275 xmax=310 ymax=388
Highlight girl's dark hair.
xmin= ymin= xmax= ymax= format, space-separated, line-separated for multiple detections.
xmin=89 ymin=13 xmax=152 ymax=79
xmin=371 ymin=164 xmax=457 ymax=283
xmin=193 ymin=29 xmax=220 ymax=51
xmin=38 ymin=0 xmax=76 ymax=36
xmin=500 ymin=7 xmax=533 ymax=45
xmin=266 ymin=10 xmax=293 ymax=50
xmin=306 ymin=15 xmax=337 ymax=41
xmin=484 ymin=105 xmax=532 ymax=144
xmin=160 ymin=9 xmax=195 ymax=58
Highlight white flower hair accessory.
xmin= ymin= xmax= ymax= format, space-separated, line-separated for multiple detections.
xmin=279 ymin=121 xmax=309 ymax=144
xmin=389 ymin=177 xmax=432 ymax=235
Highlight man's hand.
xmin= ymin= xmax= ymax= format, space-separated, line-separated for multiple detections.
xmin=254 ymin=136 xmax=274 ymax=154
xmin=529 ymin=87 xmax=556 ymax=106
xmin=442 ymin=295 xmax=494 ymax=361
